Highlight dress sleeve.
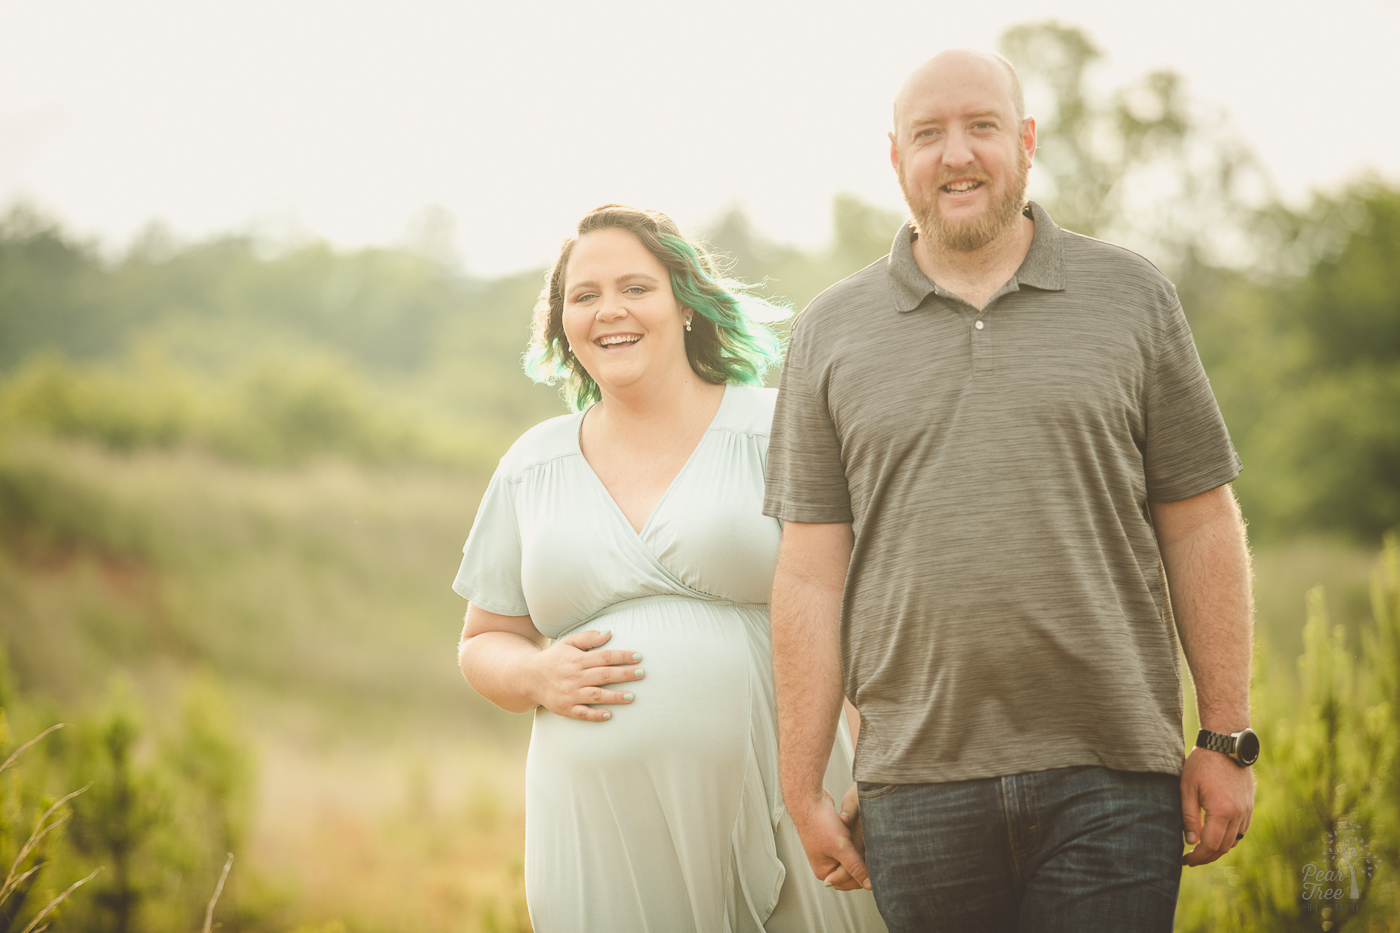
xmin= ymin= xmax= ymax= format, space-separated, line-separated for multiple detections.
xmin=452 ymin=467 xmax=531 ymax=616
xmin=763 ymin=319 xmax=854 ymax=523
xmin=1142 ymin=297 xmax=1243 ymax=502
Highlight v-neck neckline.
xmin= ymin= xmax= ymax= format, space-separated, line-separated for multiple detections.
xmin=575 ymin=384 xmax=730 ymax=541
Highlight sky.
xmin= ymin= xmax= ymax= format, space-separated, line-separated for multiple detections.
xmin=2 ymin=0 xmax=1398 ymax=275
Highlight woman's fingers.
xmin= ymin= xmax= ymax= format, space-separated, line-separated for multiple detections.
xmin=568 ymin=686 xmax=637 ymax=722
xmin=823 ymin=865 xmax=863 ymax=892
xmin=583 ymin=663 xmax=645 ymax=684
xmin=538 ymin=631 xmax=648 ymax=720
xmin=595 ymin=648 xmax=644 ymax=666
xmin=558 ymin=631 xmax=642 ymax=669
xmin=558 ymin=628 xmax=613 ymax=650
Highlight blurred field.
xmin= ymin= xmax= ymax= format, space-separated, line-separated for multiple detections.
xmin=0 ymin=429 xmax=538 ymax=930
xmin=251 ymin=732 xmax=530 ymax=932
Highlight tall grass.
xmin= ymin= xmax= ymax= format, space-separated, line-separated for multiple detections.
xmin=1176 ymin=534 xmax=1400 ymax=931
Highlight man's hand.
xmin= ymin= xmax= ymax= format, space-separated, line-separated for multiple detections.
xmin=771 ymin=522 xmax=867 ymax=889
xmin=789 ymin=791 xmax=872 ymax=891
xmin=1180 ymin=746 xmax=1254 ymax=866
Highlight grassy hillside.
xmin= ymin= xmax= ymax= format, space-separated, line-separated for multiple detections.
xmin=0 ymin=429 xmax=539 ymax=931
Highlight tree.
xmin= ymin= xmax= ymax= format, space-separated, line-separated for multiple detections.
xmin=1224 ymin=180 xmax=1400 ymax=540
xmin=998 ymin=21 xmax=1267 ymax=266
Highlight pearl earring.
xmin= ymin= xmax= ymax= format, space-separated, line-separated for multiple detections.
xmin=684 ymin=318 xmax=692 ymax=332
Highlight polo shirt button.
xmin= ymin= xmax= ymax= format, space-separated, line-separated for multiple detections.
xmin=975 ymin=320 xmax=985 ymax=330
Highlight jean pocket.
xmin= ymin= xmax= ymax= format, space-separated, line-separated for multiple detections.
xmin=857 ymin=781 xmax=901 ymax=801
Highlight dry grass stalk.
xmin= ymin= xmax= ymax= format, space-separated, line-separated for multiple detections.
xmin=0 ymin=723 xmax=101 ymax=932
xmin=0 ymin=724 xmax=66 ymax=776
xmin=0 ymin=784 xmax=91 ymax=904
xmin=201 ymin=852 xmax=234 ymax=933
xmin=17 ymin=867 xmax=101 ymax=933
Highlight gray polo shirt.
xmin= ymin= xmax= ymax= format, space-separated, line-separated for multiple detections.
xmin=764 ymin=202 xmax=1241 ymax=784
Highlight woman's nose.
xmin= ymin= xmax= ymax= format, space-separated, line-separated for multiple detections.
xmin=597 ymin=294 xmax=626 ymax=320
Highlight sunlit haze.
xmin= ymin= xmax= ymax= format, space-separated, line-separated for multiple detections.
xmin=2 ymin=0 xmax=1397 ymax=274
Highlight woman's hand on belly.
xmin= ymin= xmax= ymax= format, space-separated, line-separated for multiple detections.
xmin=531 ymin=629 xmax=647 ymax=722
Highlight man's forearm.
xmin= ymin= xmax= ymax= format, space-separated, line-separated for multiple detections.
xmin=773 ymin=574 xmax=845 ymax=810
xmin=1152 ymin=485 xmax=1253 ymax=731
xmin=770 ymin=522 xmax=854 ymax=814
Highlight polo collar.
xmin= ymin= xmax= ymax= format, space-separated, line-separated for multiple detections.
xmin=888 ymin=200 xmax=1067 ymax=313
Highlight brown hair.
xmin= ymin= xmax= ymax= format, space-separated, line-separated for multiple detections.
xmin=525 ymin=204 xmax=785 ymax=410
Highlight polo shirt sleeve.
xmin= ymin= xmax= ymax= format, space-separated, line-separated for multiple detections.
xmin=1142 ymin=297 xmax=1242 ymax=502
xmin=763 ymin=317 xmax=854 ymax=523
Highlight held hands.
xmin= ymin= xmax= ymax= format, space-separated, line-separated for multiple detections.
xmin=1180 ymin=746 xmax=1255 ymax=866
xmin=790 ymin=787 xmax=872 ymax=892
xmin=528 ymin=629 xmax=645 ymax=722
xmin=828 ymin=782 xmax=869 ymax=891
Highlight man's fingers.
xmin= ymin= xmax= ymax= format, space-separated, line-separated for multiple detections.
xmin=834 ymin=839 xmax=872 ymax=890
xmin=1184 ymin=807 xmax=1249 ymax=866
xmin=1180 ymin=783 xmax=1203 ymax=847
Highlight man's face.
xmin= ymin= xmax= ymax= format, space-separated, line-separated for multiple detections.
xmin=891 ymin=54 xmax=1034 ymax=253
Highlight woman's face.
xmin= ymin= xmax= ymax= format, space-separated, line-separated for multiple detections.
xmin=561 ymin=227 xmax=690 ymax=399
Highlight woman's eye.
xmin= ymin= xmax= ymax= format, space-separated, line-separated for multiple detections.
xmin=625 ymin=286 xmax=648 ymax=295
xmin=572 ymin=292 xmax=597 ymax=303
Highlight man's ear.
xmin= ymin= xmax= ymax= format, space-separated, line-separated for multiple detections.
xmin=888 ymin=131 xmax=900 ymax=173
xmin=1021 ymin=117 xmax=1037 ymax=167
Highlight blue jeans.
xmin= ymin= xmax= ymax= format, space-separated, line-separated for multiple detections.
xmin=858 ymin=766 xmax=1182 ymax=933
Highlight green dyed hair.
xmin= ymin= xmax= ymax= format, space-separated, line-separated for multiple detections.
xmin=524 ymin=204 xmax=789 ymax=411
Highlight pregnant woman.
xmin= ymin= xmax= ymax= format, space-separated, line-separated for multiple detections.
xmin=453 ymin=204 xmax=884 ymax=932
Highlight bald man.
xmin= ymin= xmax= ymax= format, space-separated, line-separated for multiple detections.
xmin=764 ymin=50 xmax=1256 ymax=932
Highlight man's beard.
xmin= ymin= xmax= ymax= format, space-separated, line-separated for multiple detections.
xmin=900 ymin=146 xmax=1030 ymax=253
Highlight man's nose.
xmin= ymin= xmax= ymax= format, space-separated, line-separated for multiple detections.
xmin=941 ymin=129 xmax=975 ymax=167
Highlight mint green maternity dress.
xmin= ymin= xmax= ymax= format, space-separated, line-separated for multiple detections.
xmin=453 ymin=385 xmax=885 ymax=933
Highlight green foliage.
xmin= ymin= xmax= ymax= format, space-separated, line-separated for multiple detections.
xmin=0 ymin=203 xmax=561 ymax=471
xmin=706 ymin=194 xmax=906 ymax=316
xmin=1199 ymin=180 xmax=1400 ymax=541
xmin=0 ymin=719 xmax=86 ymax=933
xmin=0 ymin=430 xmax=504 ymax=734
xmin=0 ymin=428 xmax=160 ymax=565
xmin=0 ymin=351 xmax=504 ymax=472
xmin=0 ymin=675 xmax=256 ymax=933
xmin=998 ymin=20 xmax=1263 ymax=263
xmin=1177 ymin=536 xmax=1400 ymax=931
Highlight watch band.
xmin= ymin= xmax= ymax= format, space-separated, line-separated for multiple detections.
xmin=1196 ymin=729 xmax=1236 ymax=756
xmin=1197 ymin=727 xmax=1260 ymax=766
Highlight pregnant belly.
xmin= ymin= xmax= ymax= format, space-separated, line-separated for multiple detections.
xmin=527 ymin=597 xmax=763 ymax=777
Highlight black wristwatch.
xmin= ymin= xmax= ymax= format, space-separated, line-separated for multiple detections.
xmin=1196 ymin=727 xmax=1260 ymax=767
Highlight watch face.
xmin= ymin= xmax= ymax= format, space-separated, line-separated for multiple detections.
xmin=1237 ymin=729 xmax=1261 ymax=765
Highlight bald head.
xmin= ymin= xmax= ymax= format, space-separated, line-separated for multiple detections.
xmin=892 ymin=49 xmax=1025 ymax=143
